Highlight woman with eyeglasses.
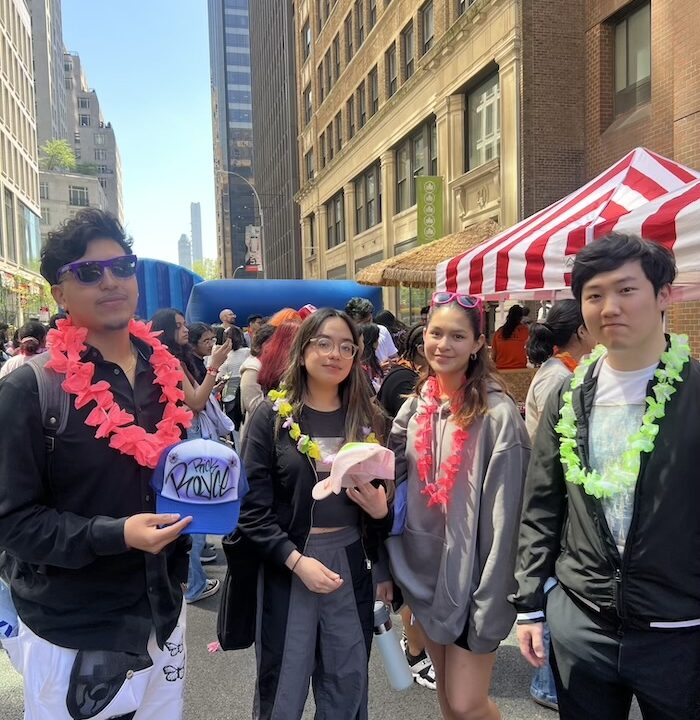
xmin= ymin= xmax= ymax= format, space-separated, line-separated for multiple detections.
xmin=186 ymin=322 xmax=216 ymax=385
xmin=385 ymin=292 xmax=530 ymax=720
xmin=238 ymin=308 xmax=392 ymax=720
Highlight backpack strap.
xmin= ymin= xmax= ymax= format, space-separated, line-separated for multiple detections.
xmin=27 ymin=353 xmax=70 ymax=453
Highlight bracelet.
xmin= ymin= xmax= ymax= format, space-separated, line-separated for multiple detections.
xmin=206 ymin=367 xmax=219 ymax=377
xmin=291 ymin=554 xmax=303 ymax=573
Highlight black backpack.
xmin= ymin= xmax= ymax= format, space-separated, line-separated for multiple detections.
xmin=27 ymin=353 xmax=70 ymax=452
xmin=228 ymin=382 xmax=245 ymax=431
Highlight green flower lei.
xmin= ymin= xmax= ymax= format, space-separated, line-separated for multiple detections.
xmin=554 ymin=333 xmax=691 ymax=499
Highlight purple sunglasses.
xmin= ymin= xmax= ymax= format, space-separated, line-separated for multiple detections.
xmin=57 ymin=254 xmax=138 ymax=285
xmin=431 ymin=291 xmax=483 ymax=310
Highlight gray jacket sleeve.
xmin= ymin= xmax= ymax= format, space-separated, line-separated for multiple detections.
xmin=511 ymin=383 xmax=568 ymax=619
xmin=467 ymin=407 xmax=530 ymax=653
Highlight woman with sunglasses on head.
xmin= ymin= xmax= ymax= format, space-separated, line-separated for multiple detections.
xmin=239 ymin=308 xmax=391 ymax=720
xmin=386 ymin=292 xmax=530 ymax=720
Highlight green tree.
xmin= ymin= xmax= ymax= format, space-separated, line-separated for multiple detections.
xmin=75 ymin=162 xmax=99 ymax=176
xmin=192 ymin=258 xmax=220 ymax=280
xmin=39 ymin=139 xmax=76 ymax=172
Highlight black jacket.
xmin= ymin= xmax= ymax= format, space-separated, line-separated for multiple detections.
xmin=239 ymin=400 xmax=392 ymax=568
xmin=513 ymin=348 xmax=700 ymax=628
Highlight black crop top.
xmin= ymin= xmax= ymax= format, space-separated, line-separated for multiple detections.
xmin=301 ymin=406 xmax=361 ymax=529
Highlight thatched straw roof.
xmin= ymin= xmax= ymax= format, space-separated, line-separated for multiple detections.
xmin=356 ymin=219 xmax=501 ymax=288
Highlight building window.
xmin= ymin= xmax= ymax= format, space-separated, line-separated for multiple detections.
xmin=327 ymin=264 xmax=347 ymax=279
xmin=39 ymin=181 xmax=48 ymax=200
xmin=369 ymin=0 xmax=377 ymax=30
xmin=318 ymin=65 xmax=325 ymax=102
xmin=69 ymin=186 xmax=89 ymax=207
xmin=79 ymin=114 xmax=90 ymax=127
xmin=94 ymin=133 xmax=105 ymax=145
xmin=94 ymin=148 xmax=107 ymax=161
xmin=355 ymin=163 xmax=382 ymax=234
xmin=308 ymin=213 xmax=316 ymax=255
xmin=305 ymin=149 xmax=315 ymax=180
xmin=395 ymin=118 xmax=437 ymax=212
xmin=78 ymin=97 xmax=90 ymax=109
xmin=356 ymin=0 xmax=365 ymax=46
xmin=467 ymin=73 xmax=500 ymax=170
xmin=332 ymin=34 xmax=341 ymax=80
xmin=96 ymin=165 xmax=109 ymax=174
xmin=421 ymin=1 xmax=434 ymax=54
xmin=327 ymin=123 xmax=334 ymax=160
xmin=99 ymin=177 xmax=108 ymax=191
xmin=386 ymin=43 xmax=397 ymax=97
xmin=302 ymin=19 xmax=311 ymax=60
xmin=316 ymin=0 xmax=322 ymax=33
xmin=358 ymin=81 xmax=367 ymax=128
xmin=347 ymin=96 xmax=356 ymax=138
xmin=402 ymin=22 xmax=414 ymax=80
xmin=369 ymin=66 xmax=379 ymax=116
xmin=335 ymin=112 xmax=343 ymax=151
xmin=345 ymin=14 xmax=354 ymax=62
xmin=327 ymin=191 xmax=345 ymax=248
xmin=303 ymin=84 xmax=313 ymax=124
xmin=320 ymin=131 xmax=327 ymax=168
xmin=614 ymin=2 xmax=651 ymax=116
xmin=41 ymin=207 xmax=51 ymax=225
xmin=457 ymin=0 xmax=474 ymax=15
xmin=325 ymin=50 xmax=333 ymax=93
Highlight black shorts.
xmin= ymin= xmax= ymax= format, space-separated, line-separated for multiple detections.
xmin=453 ymin=623 xmax=499 ymax=653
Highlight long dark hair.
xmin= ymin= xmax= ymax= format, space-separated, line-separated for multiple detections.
xmin=361 ymin=323 xmax=383 ymax=380
xmin=501 ymin=305 xmax=524 ymax=339
xmin=151 ymin=308 xmax=198 ymax=382
xmin=280 ymin=308 xmax=385 ymax=444
xmin=527 ymin=300 xmax=583 ymax=366
xmin=418 ymin=302 xmax=507 ymax=430
xmin=402 ymin=323 xmax=425 ymax=368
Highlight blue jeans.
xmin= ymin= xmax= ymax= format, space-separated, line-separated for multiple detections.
xmin=185 ymin=533 xmax=207 ymax=602
xmin=530 ymin=622 xmax=558 ymax=706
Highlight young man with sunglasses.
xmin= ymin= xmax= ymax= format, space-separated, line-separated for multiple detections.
xmin=513 ymin=233 xmax=700 ymax=719
xmin=0 ymin=209 xmax=193 ymax=719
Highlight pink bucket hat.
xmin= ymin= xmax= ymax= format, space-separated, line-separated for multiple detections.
xmin=312 ymin=442 xmax=395 ymax=500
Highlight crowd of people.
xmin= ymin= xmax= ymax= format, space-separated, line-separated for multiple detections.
xmin=0 ymin=207 xmax=698 ymax=720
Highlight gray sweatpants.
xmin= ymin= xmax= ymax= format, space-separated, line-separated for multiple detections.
xmin=254 ymin=527 xmax=374 ymax=720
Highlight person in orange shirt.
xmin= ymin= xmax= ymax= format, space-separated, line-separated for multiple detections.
xmin=491 ymin=305 xmax=529 ymax=369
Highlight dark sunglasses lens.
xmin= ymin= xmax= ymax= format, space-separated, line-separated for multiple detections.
xmin=458 ymin=295 xmax=479 ymax=308
xmin=75 ymin=263 xmax=104 ymax=283
xmin=111 ymin=257 xmax=137 ymax=278
xmin=433 ymin=292 xmax=452 ymax=304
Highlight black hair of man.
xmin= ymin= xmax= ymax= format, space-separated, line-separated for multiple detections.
xmin=420 ymin=306 xmax=430 ymax=316
xmin=39 ymin=208 xmax=132 ymax=286
xmin=247 ymin=314 xmax=263 ymax=325
xmin=344 ymin=297 xmax=374 ymax=323
xmin=571 ymin=232 xmax=677 ymax=303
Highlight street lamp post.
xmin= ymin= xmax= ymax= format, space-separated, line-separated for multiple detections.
xmin=217 ymin=169 xmax=265 ymax=279
xmin=232 ymin=265 xmax=245 ymax=279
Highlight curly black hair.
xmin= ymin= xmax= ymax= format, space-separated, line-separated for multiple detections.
xmin=40 ymin=208 xmax=132 ymax=285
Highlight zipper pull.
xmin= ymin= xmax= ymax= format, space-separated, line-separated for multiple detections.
xmin=366 ymin=559 xmax=372 ymax=571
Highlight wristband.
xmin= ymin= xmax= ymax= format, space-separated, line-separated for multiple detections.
xmin=206 ymin=367 xmax=219 ymax=377
xmin=291 ymin=554 xmax=303 ymax=573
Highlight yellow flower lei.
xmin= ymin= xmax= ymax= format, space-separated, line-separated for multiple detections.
xmin=269 ymin=388 xmax=378 ymax=461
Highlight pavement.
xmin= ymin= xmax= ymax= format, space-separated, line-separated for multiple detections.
xmin=0 ymin=546 xmax=642 ymax=719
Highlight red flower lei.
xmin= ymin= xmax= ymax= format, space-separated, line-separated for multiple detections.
xmin=413 ymin=376 xmax=469 ymax=510
xmin=45 ymin=317 xmax=193 ymax=469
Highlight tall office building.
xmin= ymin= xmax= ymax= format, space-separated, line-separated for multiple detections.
xmin=208 ymin=0 xmax=256 ymax=278
xmin=28 ymin=0 xmax=67 ymax=146
xmin=178 ymin=233 xmax=192 ymax=270
xmin=190 ymin=201 xmax=203 ymax=263
xmin=64 ymin=52 xmax=124 ymax=223
xmin=0 ymin=0 xmax=45 ymax=324
xmin=249 ymin=1 xmax=301 ymax=279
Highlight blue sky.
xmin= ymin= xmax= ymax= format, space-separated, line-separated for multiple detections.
xmin=62 ymin=0 xmax=216 ymax=265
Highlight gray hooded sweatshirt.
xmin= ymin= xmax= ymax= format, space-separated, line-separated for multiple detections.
xmin=386 ymin=384 xmax=530 ymax=652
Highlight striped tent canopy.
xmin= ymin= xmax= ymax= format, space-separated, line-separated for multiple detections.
xmin=436 ymin=148 xmax=700 ymax=300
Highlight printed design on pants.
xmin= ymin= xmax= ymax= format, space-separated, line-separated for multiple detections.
xmin=164 ymin=640 xmax=184 ymax=657
xmin=163 ymin=664 xmax=185 ymax=682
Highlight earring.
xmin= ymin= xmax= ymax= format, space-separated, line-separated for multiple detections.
xmin=470 ymin=353 xmax=477 ymax=360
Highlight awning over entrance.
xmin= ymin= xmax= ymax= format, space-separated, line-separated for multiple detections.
xmin=436 ymin=148 xmax=700 ymax=300
xmin=356 ymin=220 xmax=500 ymax=288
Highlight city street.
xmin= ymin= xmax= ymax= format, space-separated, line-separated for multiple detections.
xmin=0 ymin=548 xmax=643 ymax=720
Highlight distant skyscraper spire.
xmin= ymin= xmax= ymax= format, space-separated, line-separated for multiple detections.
xmin=191 ymin=202 xmax=203 ymax=263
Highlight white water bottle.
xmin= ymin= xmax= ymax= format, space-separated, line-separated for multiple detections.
xmin=373 ymin=601 xmax=413 ymax=691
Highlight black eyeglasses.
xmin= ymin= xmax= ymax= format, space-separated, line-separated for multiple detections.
xmin=57 ymin=254 xmax=138 ymax=285
xmin=307 ymin=336 xmax=359 ymax=359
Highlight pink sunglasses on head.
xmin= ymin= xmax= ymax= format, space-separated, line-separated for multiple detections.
xmin=430 ymin=291 xmax=483 ymax=310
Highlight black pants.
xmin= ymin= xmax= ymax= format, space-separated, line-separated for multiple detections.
xmin=546 ymin=584 xmax=700 ymax=720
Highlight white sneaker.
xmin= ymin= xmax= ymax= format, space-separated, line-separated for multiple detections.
xmin=402 ymin=638 xmax=437 ymax=691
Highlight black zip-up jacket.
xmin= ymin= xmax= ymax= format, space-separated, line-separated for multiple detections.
xmin=513 ymin=345 xmax=700 ymax=628
xmin=239 ymin=400 xmax=392 ymax=568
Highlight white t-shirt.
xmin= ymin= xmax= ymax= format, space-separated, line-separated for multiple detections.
xmin=589 ymin=359 xmax=657 ymax=556
xmin=376 ymin=325 xmax=398 ymax=364
xmin=525 ymin=357 xmax=572 ymax=440
xmin=0 ymin=353 xmax=29 ymax=378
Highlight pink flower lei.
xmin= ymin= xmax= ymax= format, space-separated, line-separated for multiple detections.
xmin=45 ymin=317 xmax=193 ymax=469
xmin=414 ymin=376 xmax=469 ymax=510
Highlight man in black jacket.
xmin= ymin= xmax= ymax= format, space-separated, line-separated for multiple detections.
xmin=513 ymin=233 xmax=700 ymax=719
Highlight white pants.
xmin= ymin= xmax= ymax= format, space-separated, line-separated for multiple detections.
xmin=2 ymin=605 xmax=186 ymax=720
